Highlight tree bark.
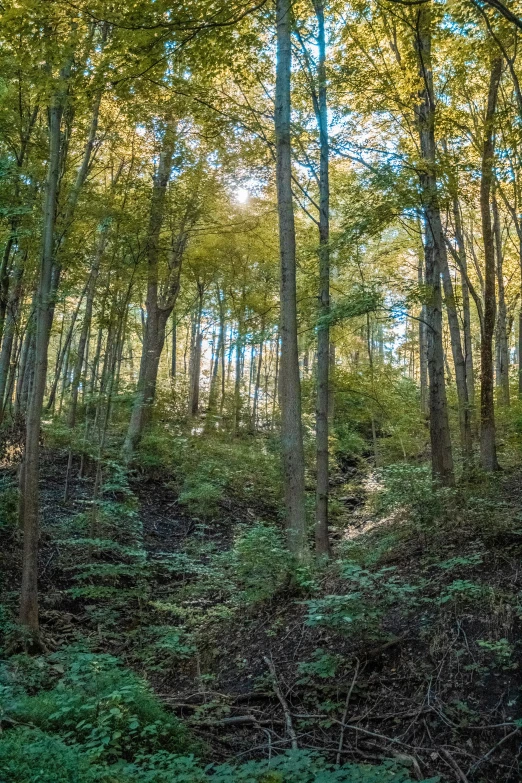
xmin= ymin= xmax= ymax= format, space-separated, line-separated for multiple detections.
xmin=188 ymin=288 xmax=204 ymax=418
xmin=452 ymin=194 xmax=476 ymax=419
xmin=414 ymin=3 xmax=454 ymax=486
xmin=479 ymin=58 xmax=502 ymax=471
xmin=19 ymin=67 xmax=70 ymax=634
xmin=310 ymin=0 xmax=332 ymax=557
xmin=122 ymin=120 xmax=177 ymax=459
xmin=492 ymin=190 xmax=510 ymax=406
xmin=170 ymin=311 xmax=177 ymax=379
xmin=417 ymin=232 xmax=429 ymax=417
xmin=0 ymin=256 xmax=24 ymax=422
xmin=275 ymin=0 xmax=307 ymax=557
xmin=440 ymin=246 xmax=473 ymax=461
xmin=68 ymin=232 xmax=107 ymax=427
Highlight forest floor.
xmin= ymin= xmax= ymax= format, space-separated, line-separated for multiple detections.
xmin=2 ymin=445 xmax=522 ymax=782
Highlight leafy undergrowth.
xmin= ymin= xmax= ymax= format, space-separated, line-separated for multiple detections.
xmin=2 ymin=441 xmax=522 ymax=781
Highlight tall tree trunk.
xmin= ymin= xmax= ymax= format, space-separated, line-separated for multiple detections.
xmin=417 ymin=239 xmax=429 ymax=417
xmin=414 ymin=3 xmax=454 ymax=486
xmin=452 ymin=194 xmax=476 ymax=419
xmin=440 ymin=249 xmax=473 ymax=461
xmin=68 ymin=233 xmax=106 ymax=428
xmin=122 ymin=120 xmax=176 ymax=459
xmin=479 ymin=58 xmax=502 ymax=471
xmin=208 ymin=288 xmax=224 ymax=413
xmin=4 ymin=327 xmax=21 ymax=419
xmin=519 ymin=233 xmax=522 ymax=398
xmin=492 ymin=190 xmax=510 ymax=406
xmin=275 ymin=0 xmax=307 ymax=557
xmin=170 ymin=311 xmax=177 ymax=379
xmin=311 ymin=0 xmax=331 ymax=557
xmin=252 ymin=330 xmax=264 ymax=430
xmin=234 ymin=314 xmax=244 ymax=432
xmin=15 ymin=306 xmax=35 ymax=420
xmin=0 ymin=256 xmax=24 ymax=422
xmin=188 ymin=286 xmax=204 ymax=418
xmin=46 ymin=280 xmax=88 ymax=412
xmin=19 ymin=71 xmax=69 ymax=634
xmin=272 ymin=330 xmax=280 ymax=428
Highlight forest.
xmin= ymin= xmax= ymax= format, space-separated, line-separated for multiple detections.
xmin=3 ymin=0 xmax=522 ymax=780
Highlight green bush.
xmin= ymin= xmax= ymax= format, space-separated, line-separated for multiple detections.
xmin=0 ymin=729 xmax=117 ymax=783
xmin=0 ymin=476 xmax=18 ymax=529
xmin=231 ymin=523 xmax=290 ymax=602
xmin=373 ymin=463 xmax=456 ymax=529
xmin=139 ymin=428 xmax=281 ymax=520
xmin=0 ymin=735 xmax=437 ymax=783
xmin=305 ymin=564 xmax=420 ymax=640
xmin=4 ymin=651 xmax=190 ymax=761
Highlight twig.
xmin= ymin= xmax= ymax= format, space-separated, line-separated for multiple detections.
xmin=263 ymin=655 xmax=298 ymax=750
xmin=440 ymin=747 xmax=470 ymax=783
xmin=466 ymin=727 xmax=520 ymax=777
xmin=336 ymin=658 xmax=360 ymax=764
xmin=392 ymin=752 xmax=424 ymax=781
xmin=192 ymin=715 xmax=284 ymax=727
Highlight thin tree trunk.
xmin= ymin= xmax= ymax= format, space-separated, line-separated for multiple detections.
xmin=209 ymin=289 xmax=225 ymax=413
xmin=414 ymin=2 xmax=454 ymax=486
xmin=0 ymin=256 xmax=24 ymax=422
xmin=418 ymin=250 xmax=429 ymax=416
xmin=171 ymin=311 xmax=177 ymax=379
xmin=189 ymin=287 xmax=204 ymax=418
xmin=234 ymin=316 xmax=243 ymax=432
xmin=252 ymin=333 xmax=264 ymax=429
xmin=492 ymin=190 xmax=510 ymax=406
xmin=272 ymin=330 xmax=280 ymax=428
xmin=440 ymin=245 xmax=473 ymax=461
xmin=452 ymin=194 xmax=476 ymax=423
xmin=479 ymin=58 xmax=502 ymax=471
xmin=4 ymin=327 xmax=21 ymax=418
xmin=68 ymin=240 xmax=105 ymax=428
xmin=275 ymin=0 xmax=307 ymax=557
xmin=19 ymin=67 xmax=70 ymax=634
xmin=15 ymin=306 xmax=34 ymax=420
xmin=46 ymin=280 xmax=88 ymax=412
xmin=122 ymin=119 xmax=176 ymax=459
xmin=311 ymin=0 xmax=331 ymax=557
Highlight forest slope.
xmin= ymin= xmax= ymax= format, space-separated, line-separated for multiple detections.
xmin=1 ymin=435 xmax=522 ymax=782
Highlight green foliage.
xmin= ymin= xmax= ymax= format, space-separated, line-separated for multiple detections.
xmin=139 ymin=429 xmax=281 ymax=520
xmin=0 ymin=476 xmax=18 ymax=529
xmin=435 ymin=554 xmax=483 ymax=571
xmin=373 ymin=463 xmax=456 ymax=529
xmin=231 ymin=523 xmax=290 ymax=601
xmin=318 ymin=284 xmax=383 ymax=328
xmin=0 ymin=734 xmax=437 ymax=783
xmin=436 ymin=580 xmax=489 ymax=606
xmin=305 ymin=564 xmax=419 ymax=640
xmin=2 ymin=650 xmax=190 ymax=762
xmin=0 ymin=729 xmax=116 ymax=783
xmin=297 ymin=649 xmax=344 ymax=681
xmin=476 ymin=638 xmax=516 ymax=669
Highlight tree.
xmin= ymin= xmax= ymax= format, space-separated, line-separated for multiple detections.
xmin=413 ymin=2 xmax=455 ymax=486
xmin=479 ymin=57 xmax=503 ymax=472
xmin=275 ymin=0 xmax=308 ymax=557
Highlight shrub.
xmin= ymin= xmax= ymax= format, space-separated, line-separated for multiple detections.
xmin=373 ymin=463 xmax=456 ymax=530
xmin=231 ymin=523 xmax=290 ymax=602
xmin=305 ymin=564 xmax=420 ymax=640
xmin=0 ymin=738 xmax=438 ymax=783
xmin=139 ymin=429 xmax=281 ymax=521
xmin=0 ymin=476 xmax=18 ymax=529
xmin=5 ymin=650 xmax=190 ymax=761
xmin=0 ymin=729 xmax=115 ymax=783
